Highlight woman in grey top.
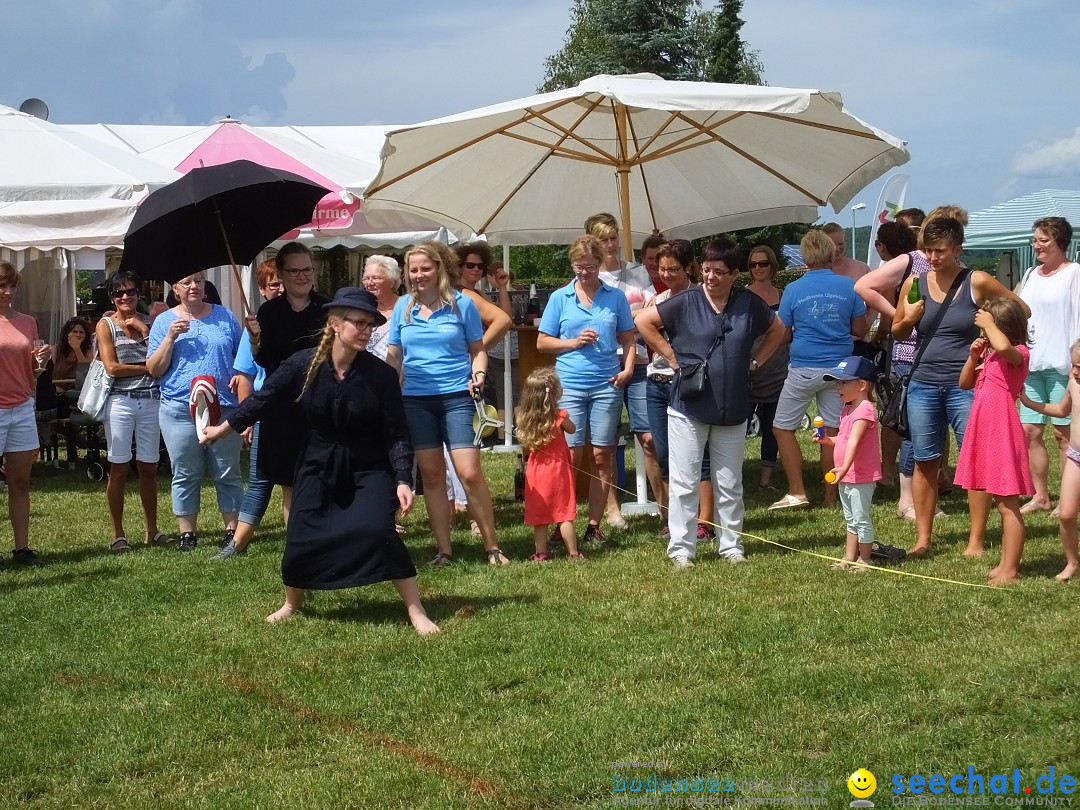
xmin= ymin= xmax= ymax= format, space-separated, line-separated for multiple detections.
xmin=94 ymin=271 xmax=167 ymax=551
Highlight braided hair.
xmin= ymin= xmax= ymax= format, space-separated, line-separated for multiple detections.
xmin=298 ymin=320 xmax=337 ymax=401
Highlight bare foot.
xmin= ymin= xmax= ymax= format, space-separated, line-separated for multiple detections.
xmin=265 ymin=603 xmax=299 ymax=624
xmin=987 ymin=565 xmax=1000 ymax=579
xmin=906 ymin=545 xmax=932 ymax=560
xmin=1055 ymin=563 xmax=1079 ymax=582
xmin=962 ymin=544 xmax=985 ymax=558
xmin=987 ymin=571 xmax=1019 ymax=586
xmin=409 ymin=611 xmax=440 ymax=636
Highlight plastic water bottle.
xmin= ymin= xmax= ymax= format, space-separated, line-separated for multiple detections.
xmin=813 ymin=416 xmax=825 ymax=441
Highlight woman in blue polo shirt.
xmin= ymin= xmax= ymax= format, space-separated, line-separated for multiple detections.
xmin=537 ymin=234 xmax=636 ymax=545
xmin=386 ymin=242 xmax=505 ymax=566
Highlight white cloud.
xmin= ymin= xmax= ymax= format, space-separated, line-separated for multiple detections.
xmin=1013 ymin=128 xmax=1080 ymax=176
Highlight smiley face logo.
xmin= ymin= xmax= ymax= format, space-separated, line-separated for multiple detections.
xmin=848 ymin=769 xmax=877 ymax=799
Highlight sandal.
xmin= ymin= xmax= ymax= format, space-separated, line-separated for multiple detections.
xmin=146 ymin=531 xmax=173 ymax=546
xmin=829 ymin=560 xmax=854 ymax=571
xmin=469 ymin=520 xmax=482 ymax=537
xmin=109 ymin=537 xmax=132 ymax=553
xmin=486 ymin=548 xmax=510 ymax=566
xmin=529 ymin=552 xmax=553 ymax=563
xmin=768 ymin=494 xmax=809 ymax=511
xmin=429 ymin=552 xmax=454 ymax=567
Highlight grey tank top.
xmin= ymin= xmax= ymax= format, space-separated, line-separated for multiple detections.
xmin=106 ymin=317 xmax=158 ymax=393
xmin=910 ymin=270 xmax=977 ymax=386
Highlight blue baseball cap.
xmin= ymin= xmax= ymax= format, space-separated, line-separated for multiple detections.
xmin=823 ymin=355 xmax=877 ymax=382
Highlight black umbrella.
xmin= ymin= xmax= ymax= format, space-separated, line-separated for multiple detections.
xmin=120 ymin=159 xmax=330 ymax=313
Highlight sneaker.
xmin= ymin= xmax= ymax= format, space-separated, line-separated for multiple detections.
xmin=671 ymin=555 xmax=695 ymax=570
xmin=178 ymin=532 xmax=198 ymax=552
xmin=583 ymin=524 xmax=608 ymax=547
xmin=215 ymin=539 xmax=246 ymax=561
xmin=529 ymin=552 xmax=554 ymax=563
xmin=724 ymin=553 xmax=748 ymax=565
xmin=696 ymin=523 xmax=714 ymax=540
xmin=221 ymin=528 xmax=235 ymax=549
xmin=11 ymin=547 xmax=43 ymax=567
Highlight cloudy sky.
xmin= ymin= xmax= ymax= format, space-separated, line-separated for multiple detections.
xmin=4 ymin=0 xmax=1079 ymax=220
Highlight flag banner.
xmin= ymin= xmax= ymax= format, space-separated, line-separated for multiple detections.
xmin=867 ymin=173 xmax=909 ymax=267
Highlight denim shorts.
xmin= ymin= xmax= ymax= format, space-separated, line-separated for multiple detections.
xmin=905 ymin=379 xmax=973 ymax=463
xmin=0 ymin=399 xmax=38 ymax=454
xmin=621 ymin=364 xmax=651 ymax=433
xmin=559 ymin=383 xmax=623 ymax=448
xmin=402 ymin=391 xmax=476 ymax=451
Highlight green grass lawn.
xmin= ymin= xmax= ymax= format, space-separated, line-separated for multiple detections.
xmin=2 ymin=431 xmax=1078 ymax=809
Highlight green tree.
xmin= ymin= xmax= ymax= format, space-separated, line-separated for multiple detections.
xmin=697 ymin=0 xmax=764 ymax=84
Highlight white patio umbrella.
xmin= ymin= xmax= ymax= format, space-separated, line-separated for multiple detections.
xmin=364 ymin=73 xmax=910 ymax=259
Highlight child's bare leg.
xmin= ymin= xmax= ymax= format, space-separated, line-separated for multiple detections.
xmin=1056 ymin=460 xmax=1080 ymax=581
xmin=266 ymin=586 xmax=305 ymax=623
xmin=533 ymin=525 xmax=549 ymax=556
xmin=857 ymin=538 xmax=873 ymax=564
xmin=392 ymin=577 xmax=439 ymax=635
xmin=844 ymin=532 xmax=858 ymax=562
xmin=988 ymin=496 xmax=1024 ymax=586
xmin=560 ymin=521 xmax=582 ymax=557
xmin=965 ymin=489 xmax=991 ymax=557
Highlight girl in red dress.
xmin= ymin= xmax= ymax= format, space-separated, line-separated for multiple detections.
xmin=515 ymin=368 xmax=584 ymax=562
xmin=954 ymin=297 xmax=1032 ymax=585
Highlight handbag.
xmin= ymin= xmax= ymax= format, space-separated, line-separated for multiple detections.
xmin=880 ymin=269 xmax=968 ymax=439
xmin=76 ymin=358 xmax=114 ymax=421
xmin=678 ymin=333 xmax=722 ymax=399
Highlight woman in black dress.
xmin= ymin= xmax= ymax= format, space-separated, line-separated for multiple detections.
xmin=202 ymin=288 xmax=438 ymax=634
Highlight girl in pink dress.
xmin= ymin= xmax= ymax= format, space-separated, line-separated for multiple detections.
xmin=954 ymin=297 xmax=1033 ymax=585
xmin=515 ymin=368 xmax=583 ymax=562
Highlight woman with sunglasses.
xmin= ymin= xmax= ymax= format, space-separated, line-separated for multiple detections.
xmin=745 ymin=246 xmax=789 ymax=490
xmin=240 ymin=242 xmax=327 ymax=553
xmin=637 ymin=239 xmax=785 ymax=567
xmin=95 ymin=271 xmax=168 ymax=552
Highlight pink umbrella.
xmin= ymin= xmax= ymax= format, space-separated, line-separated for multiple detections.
xmin=154 ymin=118 xmax=362 ymax=234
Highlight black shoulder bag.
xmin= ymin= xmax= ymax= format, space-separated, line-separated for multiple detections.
xmin=880 ymin=269 xmax=968 ymax=439
xmin=678 ymin=332 xmax=723 ymax=399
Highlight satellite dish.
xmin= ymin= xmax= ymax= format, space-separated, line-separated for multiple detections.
xmin=19 ymin=98 xmax=49 ymax=120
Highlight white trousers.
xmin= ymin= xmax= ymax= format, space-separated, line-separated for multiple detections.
xmin=666 ymin=408 xmax=747 ymax=560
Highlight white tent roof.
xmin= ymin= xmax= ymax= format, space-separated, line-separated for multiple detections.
xmin=0 ymin=107 xmax=180 ymax=203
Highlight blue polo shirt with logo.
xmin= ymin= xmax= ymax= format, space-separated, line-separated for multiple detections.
xmin=388 ymin=290 xmax=484 ymax=396
xmin=538 ymin=280 xmax=634 ymax=390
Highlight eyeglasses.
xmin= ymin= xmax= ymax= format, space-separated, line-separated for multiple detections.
xmin=701 ymin=265 xmax=735 ymax=276
xmin=264 ymin=281 xmax=284 ymax=290
xmin=748 ymin=261 xmax=772 ymax=269
xmin=177 ymin=278 xmax=204 ymax=287
xmin=1031 ymin=237 xmax=1054 ymax=247
xmin=462 ymin=261 xmax=485 ymax=270
xmin=113 ymin=288 xmax=138 ymax=299
xmin=343 ymin=317 xmax=376 ymax=332
xmin=572 ymin=264 xmax=598 ymax=272
xmin=284 ymin=266 xmax=315 ymax=277
xmin=657 ymin=264 xmax=685 ymax=274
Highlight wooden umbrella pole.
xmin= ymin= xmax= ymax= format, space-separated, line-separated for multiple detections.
xmin=213 ymin=203 xmax=252 ymax=318
xmin=615 ymin=103 xmax=634 ymax=262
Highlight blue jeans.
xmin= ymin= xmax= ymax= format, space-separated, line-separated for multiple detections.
xmin=238 ymin=422 xmax=274 ymax=526
xmin=622 ymin=364 xmax=650 ymax=433
xmin=159 ymin=397 xmax=244 ymax=517
xmin=560 ymin=383 xmax=623 ymax=448
xmin=905 ymin=379 xmax=973 ymax=463
xmin=891 ymin=363 xmax=915 ymax=477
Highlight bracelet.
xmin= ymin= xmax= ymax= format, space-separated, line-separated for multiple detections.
xmin=473 ymin=370 xmax=487 ymax=379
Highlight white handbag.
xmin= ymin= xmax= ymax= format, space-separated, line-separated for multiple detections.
xmin=76 ymin=359 xmax=114 ymax=421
